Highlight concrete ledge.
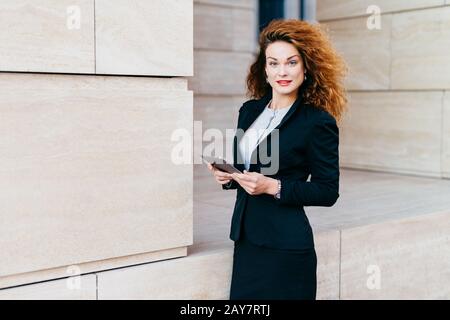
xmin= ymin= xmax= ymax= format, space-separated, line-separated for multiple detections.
xmin=341 ymin=209 xmax=450 ymax=299
xmin=91 ymin=210 xmax=450 ymax=300
xmin=0 ymin=247 xmax=187 ymax=290
xmin=0 ymin=274 xmax=97 ymax=300
xmin=97 ymin=246 xmax=233 ymax=300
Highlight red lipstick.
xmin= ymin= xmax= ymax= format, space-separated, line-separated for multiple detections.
xmin=276 ymin=80 xmax=292 ymax=86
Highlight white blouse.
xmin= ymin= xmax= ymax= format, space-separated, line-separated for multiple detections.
xmin=239 ymin=99 xmax=293 ymax=171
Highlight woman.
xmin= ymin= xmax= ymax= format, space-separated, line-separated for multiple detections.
xmin=207 ymin=19 xmax=347 ymax=300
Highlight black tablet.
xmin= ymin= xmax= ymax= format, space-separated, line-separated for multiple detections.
xmin=201 ymin=155 xmax=242 ymax=174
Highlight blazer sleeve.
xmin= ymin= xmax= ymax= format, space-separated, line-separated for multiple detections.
xmin=222 ymin=179 xmax=238 ymax=190
xmin=277 ymin=112 xmax=340 ymax=207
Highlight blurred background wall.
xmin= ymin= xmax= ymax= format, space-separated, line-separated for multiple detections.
xmin=318 ymin=0 xmax=450 ymax=179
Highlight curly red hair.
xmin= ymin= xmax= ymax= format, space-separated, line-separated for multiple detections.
xmin=247 ymin=19 xmax=348 ymax=123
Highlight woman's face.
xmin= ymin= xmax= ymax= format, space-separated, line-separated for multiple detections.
xmin=265 ymin=41 xmax=305 ymax=97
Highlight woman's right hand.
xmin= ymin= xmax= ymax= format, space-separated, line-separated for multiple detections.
xmin=207 ymin=163 xmax=233 ymax=185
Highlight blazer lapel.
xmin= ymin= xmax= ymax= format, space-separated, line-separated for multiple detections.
xmin=239 ymin=90 xmax=303 ymax=134
xmin=272 ymin=93 xmax=304 ymax=131
xmin=234 ymin=90 xmax=304 ymax=172
xmin=234 ymin=92 xmax=270 ymax=172
xmin=239 ymin=92 xmax=271 ymax=133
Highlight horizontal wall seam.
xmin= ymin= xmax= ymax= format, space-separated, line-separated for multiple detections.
xmin=318 ymin=3 xmax=449 ymax=23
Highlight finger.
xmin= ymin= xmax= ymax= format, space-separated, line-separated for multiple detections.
xmin=232 ymin=172 xmax=244 ymax=179
xmin=238 ymin=180 xmax=254 ymax=189
xmin=215 ymin=171 xmax=232 ymax=178
xmin=232 ymin=173 xmax=255 ymax=182
xmin=216 ymin=175 xmax=232 ymax=182
xmin=216 ymin=174 xmax=231 ymax=180
xmin=243 ymin=170 xmax=260 ymax=178
xmin=241 ymin=185 xmax=254 ymax=194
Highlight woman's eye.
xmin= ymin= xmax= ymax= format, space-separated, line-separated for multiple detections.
xmin=269 ymin=61 xmax=296 ymax=66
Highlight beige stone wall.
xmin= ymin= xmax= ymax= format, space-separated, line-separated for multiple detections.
xmin=0 ymin=0 xmax=193 ymax=291
xmin=318 ymin=1 xmax=450 ymax=178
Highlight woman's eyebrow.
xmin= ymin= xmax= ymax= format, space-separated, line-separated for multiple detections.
xmin=267 ymin=55 xmax=300 ymax=60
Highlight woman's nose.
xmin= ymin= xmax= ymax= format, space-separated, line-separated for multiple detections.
xmin=278 ymin=65 xmax=287 ymax=75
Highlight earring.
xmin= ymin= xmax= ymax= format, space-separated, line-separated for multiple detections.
xmin=304 ymin=74 xmax=307 ymax=81
xmin=266 ymin=78 xmax=269 ymax=83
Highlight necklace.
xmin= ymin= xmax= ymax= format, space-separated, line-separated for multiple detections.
xmin=268 ymin=100 xmax=279 ymax=117
xmin=254 ymin=100 xmax=278 ymax=146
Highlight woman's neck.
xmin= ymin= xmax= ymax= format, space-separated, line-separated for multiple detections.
xmin=270 ymin=91 xmax=298 ymax=110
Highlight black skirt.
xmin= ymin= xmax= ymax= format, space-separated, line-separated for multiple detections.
xmin=229 ymin=219 xmax=317 ymax=300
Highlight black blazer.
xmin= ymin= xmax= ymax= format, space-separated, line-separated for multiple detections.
xmin=223 ymin=90 xmax=340 ymax=250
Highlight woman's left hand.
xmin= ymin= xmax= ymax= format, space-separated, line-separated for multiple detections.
xmin=231 ymin=170 xmax=278 ymax=196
